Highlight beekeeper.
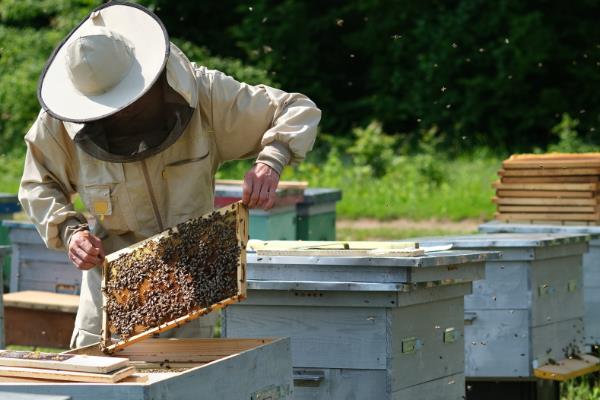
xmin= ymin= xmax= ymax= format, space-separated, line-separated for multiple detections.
xmin=18 ymin=2 xmax=320 ymax=348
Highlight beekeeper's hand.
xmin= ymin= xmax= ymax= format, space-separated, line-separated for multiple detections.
xmin=68 ymin=230 xmax=105 ymax=270
xmin=243 ymin=162 xmax=280 ymax=210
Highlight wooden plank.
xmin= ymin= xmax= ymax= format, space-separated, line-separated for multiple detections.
xmin=0 ymin=374 xmax=148 ymax=384
xmin=253 ymin=248 xmax=425 ymax=257
xmin=248 ymin=239 xmax=422 ymax=256
xmin=499 ymin=168 xmax=600 ymax=177
xmin=503 ymin=162 xmax=600 ymax=169
xmin=3 ymin=291 xmax=79 ymax=313
xmin=492 ymin=181 xmax=598 ymax=191
xmin=492 ymin=197 xmax=598 ymax=206
xmin=496 ymin=190 xmax=595 ymax=198
xmin=495 ymin=212 xmax=600 ymax=222
xmin=533 ymin=354 xmax=599 ymax=381
xmin=103 ymin=295 xmax=245 ymax=354
xmin=501 ymin=176 xmax=599 ymax=184
xmin=503 ymin=158 xmax=600 ymax=169
xmin=216 ymin=179 xmax=308 ymax=190
xmin=247 ymin=240 xmax=418 ymax=251
xmin=236 ymin=204 xmax=248 ymax=298
xmin=101 ymin=202 xmax=249 ymax=354
xmin=104 ymin=338 xmax=275 ymax=362
xmin=0 ymin=351 xmax=128 ymax=374
xmin=508 ymin=153 xmax=600 ymax=161
xmin=0 ymin=365 xmax=135 ymax=383
xmin=498 ymin=205 xmax=598 ymax=213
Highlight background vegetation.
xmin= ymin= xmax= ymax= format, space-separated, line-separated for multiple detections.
xmin=1 ymin=0 xmax=598 ymax=221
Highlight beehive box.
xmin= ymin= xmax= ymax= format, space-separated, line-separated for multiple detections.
xmin=479 ymin=222 xmax=600 ymax=347
xmin=412 ymin=233 xmax=588 ymax=379
xmin=0 ymin=194 xmax=21 ymax=292
xmin=102 ymin=202 xmax=248 ymax=353
xmin=224 ymin=249 xmax=498 ymax=400
xmin=2 ymin=221 xmax=76 ymax=294
xmin=0 ymin=338 xmax=293 ymax=400
xmin=214 ymin=182 xmax=304 ymax=240
xmin=296 ymin=188 xmax=342 ymax=241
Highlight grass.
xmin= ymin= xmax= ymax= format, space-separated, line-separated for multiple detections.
xmin=218 ymin=153 xmax=501 ymax=221
xmin=0 ymin=154 xmax=23 ymax=194
xmin=561 ymin=377 xmax=600 ymax=399
xmin=6 ymin=344 xmax=66 ymax=353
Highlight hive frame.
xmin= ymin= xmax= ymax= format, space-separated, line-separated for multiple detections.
xmin=101 ymin=201 xmax=248 ymax=354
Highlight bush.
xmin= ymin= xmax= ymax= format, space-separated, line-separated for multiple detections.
xmin=547 ymin=113 xmax=599 ymax=153
xmin=347 ymin=121 xmax=396 ymax=177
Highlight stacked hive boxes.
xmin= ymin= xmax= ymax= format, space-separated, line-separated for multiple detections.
xmin=494 ymin=153 xmax=600 ymax=225
xmin=225 ymin=248 xmax=497 ymax=400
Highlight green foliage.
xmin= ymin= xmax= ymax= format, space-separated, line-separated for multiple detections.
xmin=548 ymin=113 xmax=599 ymax=153
xmin=172 ymin=39 xmax=273 ymax=86
xmin=197 ymin=0 xmax=600 ymax=151
xmin=347 ymin=121 xmax=396 ymax=177
xmin=0 ymin=26 xmax=59 ymax=155
xmin=411 ymin=126 xmax=446 ymax=186
xmin=218 ymin=122 xmax=500 ymax=221
xmin=0 ymin=154 xmax=24 ymax=193
xmin=0 ymin=0 xmax=98 ymax=155
xmin=561 ymin=378 xmax=600 ymax=400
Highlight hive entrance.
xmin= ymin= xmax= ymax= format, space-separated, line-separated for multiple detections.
xmin=101 ymin=202 xmax=248 ymax=353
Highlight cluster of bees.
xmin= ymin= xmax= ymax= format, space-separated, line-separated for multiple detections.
xmin=0 ymin=351 xmax=72 ymax=362
xmin=104 ymin=210 xmax=240 ymax=339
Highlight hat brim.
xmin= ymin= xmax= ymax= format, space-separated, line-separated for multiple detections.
xmin=38 ymin=1 xmax=169 ymax=123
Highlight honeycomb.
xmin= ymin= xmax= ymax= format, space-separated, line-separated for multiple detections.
xmin=103 ymin=209 xmax=242 ymax=340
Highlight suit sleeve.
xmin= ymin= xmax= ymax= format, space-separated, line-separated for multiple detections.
xmin=198 ymin=69 xmax=321 ymax=174
xmin=18 ymin=112 xmax=87 ymax=250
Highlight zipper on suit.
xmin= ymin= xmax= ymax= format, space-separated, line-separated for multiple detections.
xmin=141 ymin=159 xmax=164 ymax=232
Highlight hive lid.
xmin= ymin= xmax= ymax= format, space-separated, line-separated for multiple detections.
xmin=300 ymin=188 xmax=342 ymax=205
xmin=479 ymin=221 xmax=600 ymax=236
xmin=411 ymin=233 xmax=590 ymax=248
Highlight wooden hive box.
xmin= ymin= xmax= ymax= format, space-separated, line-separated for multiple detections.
xmin=480 ymin=221 xmax=600 ymax=348
xmin=101 ymin=202 xmax=248 ymax=353
xmin=3 ymin=221 xmax=77 ymax=294
xmin=413 ymin=233 xmax=588 ymax=379
xmin=0 ymin=338 xmax=293 ymax=400
xmin=225 ymin=245 xmax=498 ymax=400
